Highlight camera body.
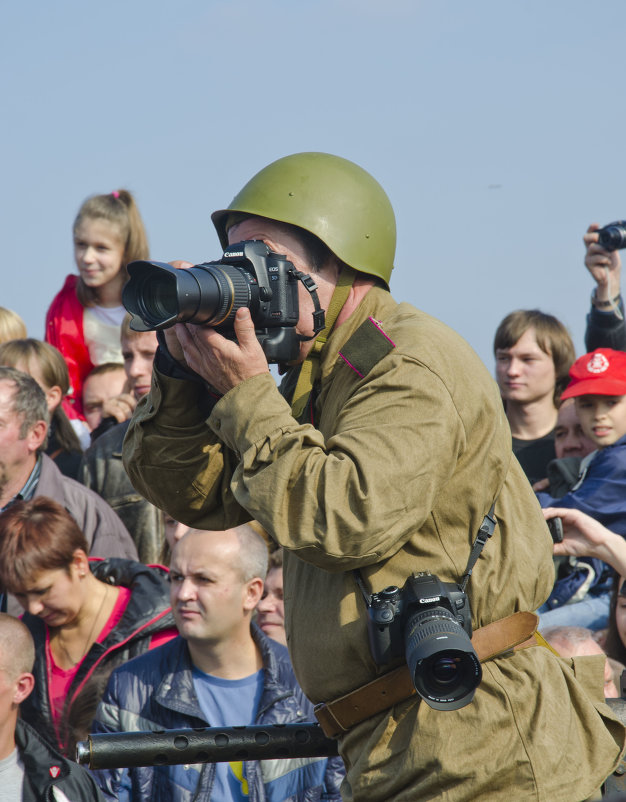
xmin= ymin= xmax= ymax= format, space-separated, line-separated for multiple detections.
xmin=367 ymin=572 xmax=472 ymax=664
xmin=598 ymin=221 xmax=626 ymax=252
xmin=366 ymin=571 xmax=481 ymax=711
xmin=123 ymin=240 xmax=303 ymax=363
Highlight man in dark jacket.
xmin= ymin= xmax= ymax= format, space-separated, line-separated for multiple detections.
xmin=0 ymin=613 xmax=104 ymax=801
xmin=78 ymin=320 xmax=163 ymax=563
xmin=92 ymin=525 xmax=343 ymax=801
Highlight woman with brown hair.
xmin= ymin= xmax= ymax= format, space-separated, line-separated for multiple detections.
xmin=0 ymin=496 xmax=176 ymax=757
xmin=0 ymin=338 xmax=86 ymax=478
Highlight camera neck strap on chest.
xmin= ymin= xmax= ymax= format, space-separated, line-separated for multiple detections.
xmin=460 ymin=500 xmax=497 ymax=593
xmin=353 ymin=499 xmax=498 ymax=605
xmin=291 ymin=266 xmax=356 ymax=421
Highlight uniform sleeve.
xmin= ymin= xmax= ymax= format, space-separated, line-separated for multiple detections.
xmin=126 ymin=349 xmax=467 ymax=570
xmin=123 ymin=367 xmax=250 ymax=530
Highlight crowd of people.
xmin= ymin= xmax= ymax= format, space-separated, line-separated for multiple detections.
xmin=1 ymin=164 xmax=626 ymax=800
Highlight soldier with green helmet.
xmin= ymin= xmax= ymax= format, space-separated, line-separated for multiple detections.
xmin=123 ymin=152 xmax=626 ymax=801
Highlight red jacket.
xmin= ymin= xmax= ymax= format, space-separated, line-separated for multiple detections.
xmin=45 ymin=274 xmax=93 ymax=420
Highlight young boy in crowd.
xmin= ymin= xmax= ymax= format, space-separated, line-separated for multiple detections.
xmin=537 ymin=348 xmax=626 ymax=629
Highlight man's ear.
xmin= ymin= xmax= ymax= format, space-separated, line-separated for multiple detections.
xmin=243 ymin=577 xmax=264 ymax=612
xmin=26 ymin=420 xmax=47 ymax=453
xmin=13 ymin=673 xmax=34 ymax=705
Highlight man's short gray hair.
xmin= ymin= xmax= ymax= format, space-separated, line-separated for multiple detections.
xmin=0 ymin=613 xmax=35 ymax=680
xmin=0 ymin=366 xmax=49 ymax=442
xmin=233 ymin=523 xmax=269 ymax=582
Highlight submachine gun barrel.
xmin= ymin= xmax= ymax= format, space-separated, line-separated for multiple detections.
xmin=76 ymin=724 xmax=338 ymax=770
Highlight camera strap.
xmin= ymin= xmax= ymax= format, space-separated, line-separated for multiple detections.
xmin=353 ymin=499 xmax=498 ymax=605
xmin=289 ymin=269 xmax=326 ymax=342
xmin=291 ymin=266 xmax=356 ymax=421
xmin=460 ymin=501 xmax=497 ymax=593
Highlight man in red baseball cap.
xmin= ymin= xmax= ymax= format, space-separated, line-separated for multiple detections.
xmin=537 ymin=348 xmax=626 ymax=630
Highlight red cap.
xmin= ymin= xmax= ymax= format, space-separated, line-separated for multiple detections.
xmin=561 ymin=348 xmax=626 ymax=399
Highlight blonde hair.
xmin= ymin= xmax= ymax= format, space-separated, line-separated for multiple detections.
xmin=0 ymin=307 xmax=27 ymax=344
xmin=74 ymin=189 xmax=149 ymax=307
xmin=0 ymin=339 xmax=81 ymax=453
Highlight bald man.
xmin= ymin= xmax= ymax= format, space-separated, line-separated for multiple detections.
xmin=0 ymin=613 xmax=103 ymax=800
xmin=92 ymin=526 xmax=344 ymax=802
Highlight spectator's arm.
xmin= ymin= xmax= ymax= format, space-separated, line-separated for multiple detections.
xmin=584 ymin=223 xmax=626 ymax=352
xmin=544 ymin=507 xmax=626 ymax=576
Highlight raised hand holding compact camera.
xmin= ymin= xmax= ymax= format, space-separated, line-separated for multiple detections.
xmin=597 ymin=221 xmax=626 ymax=253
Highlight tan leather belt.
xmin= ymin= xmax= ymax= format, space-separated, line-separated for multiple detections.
xmin=314 ymin=611 xmax=540 ymax=738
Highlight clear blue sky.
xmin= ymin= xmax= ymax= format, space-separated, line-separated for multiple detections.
xmin=3 ymin=0 xmax=624 ymax=370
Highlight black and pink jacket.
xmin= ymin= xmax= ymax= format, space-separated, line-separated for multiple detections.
xmin=21 ymin=558 xmax=176 ymax=757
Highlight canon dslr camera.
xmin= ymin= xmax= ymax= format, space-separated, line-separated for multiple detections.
xmin=122 ymin=240 xmax=313 ymax=364
xmin=366 ymin=571 xmax=482 ymax=711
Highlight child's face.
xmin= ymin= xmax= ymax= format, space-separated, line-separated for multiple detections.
xmin=574 ymin=393 xmax=626 ymax=447
xmin=74 ymin=217 xmax=125 ymax=292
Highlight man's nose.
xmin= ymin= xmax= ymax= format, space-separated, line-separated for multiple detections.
xmin=257 ymin=597 xmax=272 ymax=612
xmin=562 ymin=434 xmax=576 ymax=452
xmin=176 ymin=577 xmax=197 ymax=601
xmin=506 ymin=358 xmax=520 ymax=375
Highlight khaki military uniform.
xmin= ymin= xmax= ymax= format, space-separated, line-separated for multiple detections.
xmin=124 ymin=287 xmax=625 ymax=801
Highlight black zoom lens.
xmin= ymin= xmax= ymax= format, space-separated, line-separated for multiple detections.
xmin=404 ymin=609 xmax=482 ymax=711
xmin=123 ymin=261 xmax=257 ymax=332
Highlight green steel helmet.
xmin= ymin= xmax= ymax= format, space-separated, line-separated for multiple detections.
xmin=211 ymin=152 xmax=396 ymax=285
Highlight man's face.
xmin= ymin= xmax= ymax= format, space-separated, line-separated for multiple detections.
xmin=554 ymin=399 xmax=597 ymax=459
xmin=227 ymin=217 xmax=339 ymax=362
xmin=255 ymin=566 xmax=286 ymax=646
xmin=82 ymin=368 xmax=127 ymax=430
xmin=575 ymin=394 xmax=626 ymax=448
xmin=169 ymin=531 xmax=253 ymax=646
xmin=0 ymin=381 xmax=40 ymax=492
xmin=495 ymin=327 xmax=557 ymax=406
xmin=0 ymin=665 xmax=20 ymax=733
xmin=121 ymin=331 xmax=158 ymax=400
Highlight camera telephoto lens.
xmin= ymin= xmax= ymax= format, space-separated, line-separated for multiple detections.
xmin=123 ymin=260 xmax=254 ymax=332
xmin=430 ymin=655 xmax=461 ymax=686
xmin=404 ymin=608 xmax=482 ymax=711
xmin=141 ymin=274 xmax=179 ymax=322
